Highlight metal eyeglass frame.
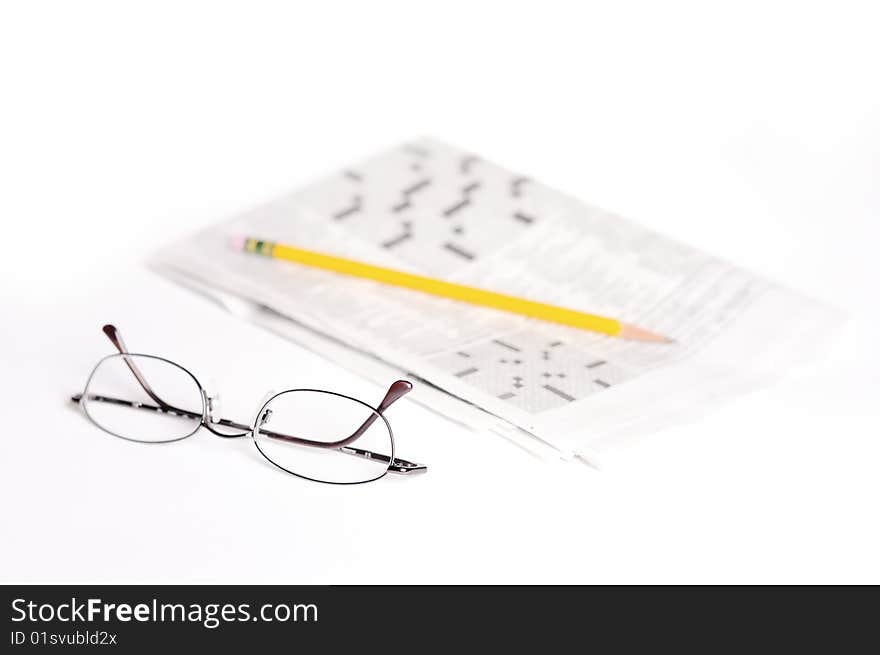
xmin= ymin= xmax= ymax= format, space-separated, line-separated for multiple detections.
xmin=69 ymin=324 xmax=427 ymax=484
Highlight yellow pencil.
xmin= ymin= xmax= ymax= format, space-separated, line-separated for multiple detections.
xmin=233 ymin=236 xmax=672 ymax=343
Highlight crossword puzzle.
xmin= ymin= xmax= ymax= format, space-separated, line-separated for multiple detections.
xmin=427 ymin=331 xmax=632 ymax=413
xmin=289 ymin=139 xmax=634 ymax=413
xmin=292 ymin=139 xmax=567 ymax=276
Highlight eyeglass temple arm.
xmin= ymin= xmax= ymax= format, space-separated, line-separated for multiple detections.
xmin=335 ymin=378 xmax=425 ymax=471
xmin=317 ymin=379 xmax=413 ymax=448
xmin=336 ymin=445 xmax=426 ymax=474
xmin=102 ymin=324 xmax=177 ymax=411
xmin=256 ymin=380 xmax=412 ymax=449
xmin=254 ymin=380 xmax=424 ymax=472
xmin=71 ymin=392 xmax=204 ymax=421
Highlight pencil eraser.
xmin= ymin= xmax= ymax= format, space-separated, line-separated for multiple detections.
xmin=229 ymin=235 xmax=247 ymax=251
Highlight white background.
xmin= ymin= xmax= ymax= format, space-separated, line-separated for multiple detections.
xmin=1 ymin=1 xmax=878 ymax=583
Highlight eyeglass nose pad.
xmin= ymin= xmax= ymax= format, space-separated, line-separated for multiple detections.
xmin=250 ymin=390 xmax=277 ymax=435
xmin=205 ymin=393 xmax=222 ymax=423
xmin=203 ymin=382 xmax=222 ymax=424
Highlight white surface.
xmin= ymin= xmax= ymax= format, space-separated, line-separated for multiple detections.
xmin=1 ymin=1 xmax=878 ymax=583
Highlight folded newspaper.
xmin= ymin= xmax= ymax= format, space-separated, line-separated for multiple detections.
xmin=153 ymin=138 xmax=838 ymax=463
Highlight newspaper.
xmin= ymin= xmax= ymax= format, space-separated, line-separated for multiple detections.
xmin=154 ymin=138 xmax=838 ymax=461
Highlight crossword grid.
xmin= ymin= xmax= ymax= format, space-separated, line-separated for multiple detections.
xmin=299 ymin=141 xmax=543 ymax=275
xmin=427 ymin=332 xmax=632 ymax=413
xmin=292 ymin=140 xmax=633 ymax=413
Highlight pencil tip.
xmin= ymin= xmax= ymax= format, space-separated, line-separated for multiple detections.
xmin=619 ymin=323 xmax=675 ymax=343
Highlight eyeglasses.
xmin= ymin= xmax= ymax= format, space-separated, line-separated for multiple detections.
xmin=70 ymin=324 xmax=427 ymax=484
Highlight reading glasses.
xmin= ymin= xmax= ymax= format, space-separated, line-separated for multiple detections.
xmin=70 ymin=324 xmax=427 ymax=484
